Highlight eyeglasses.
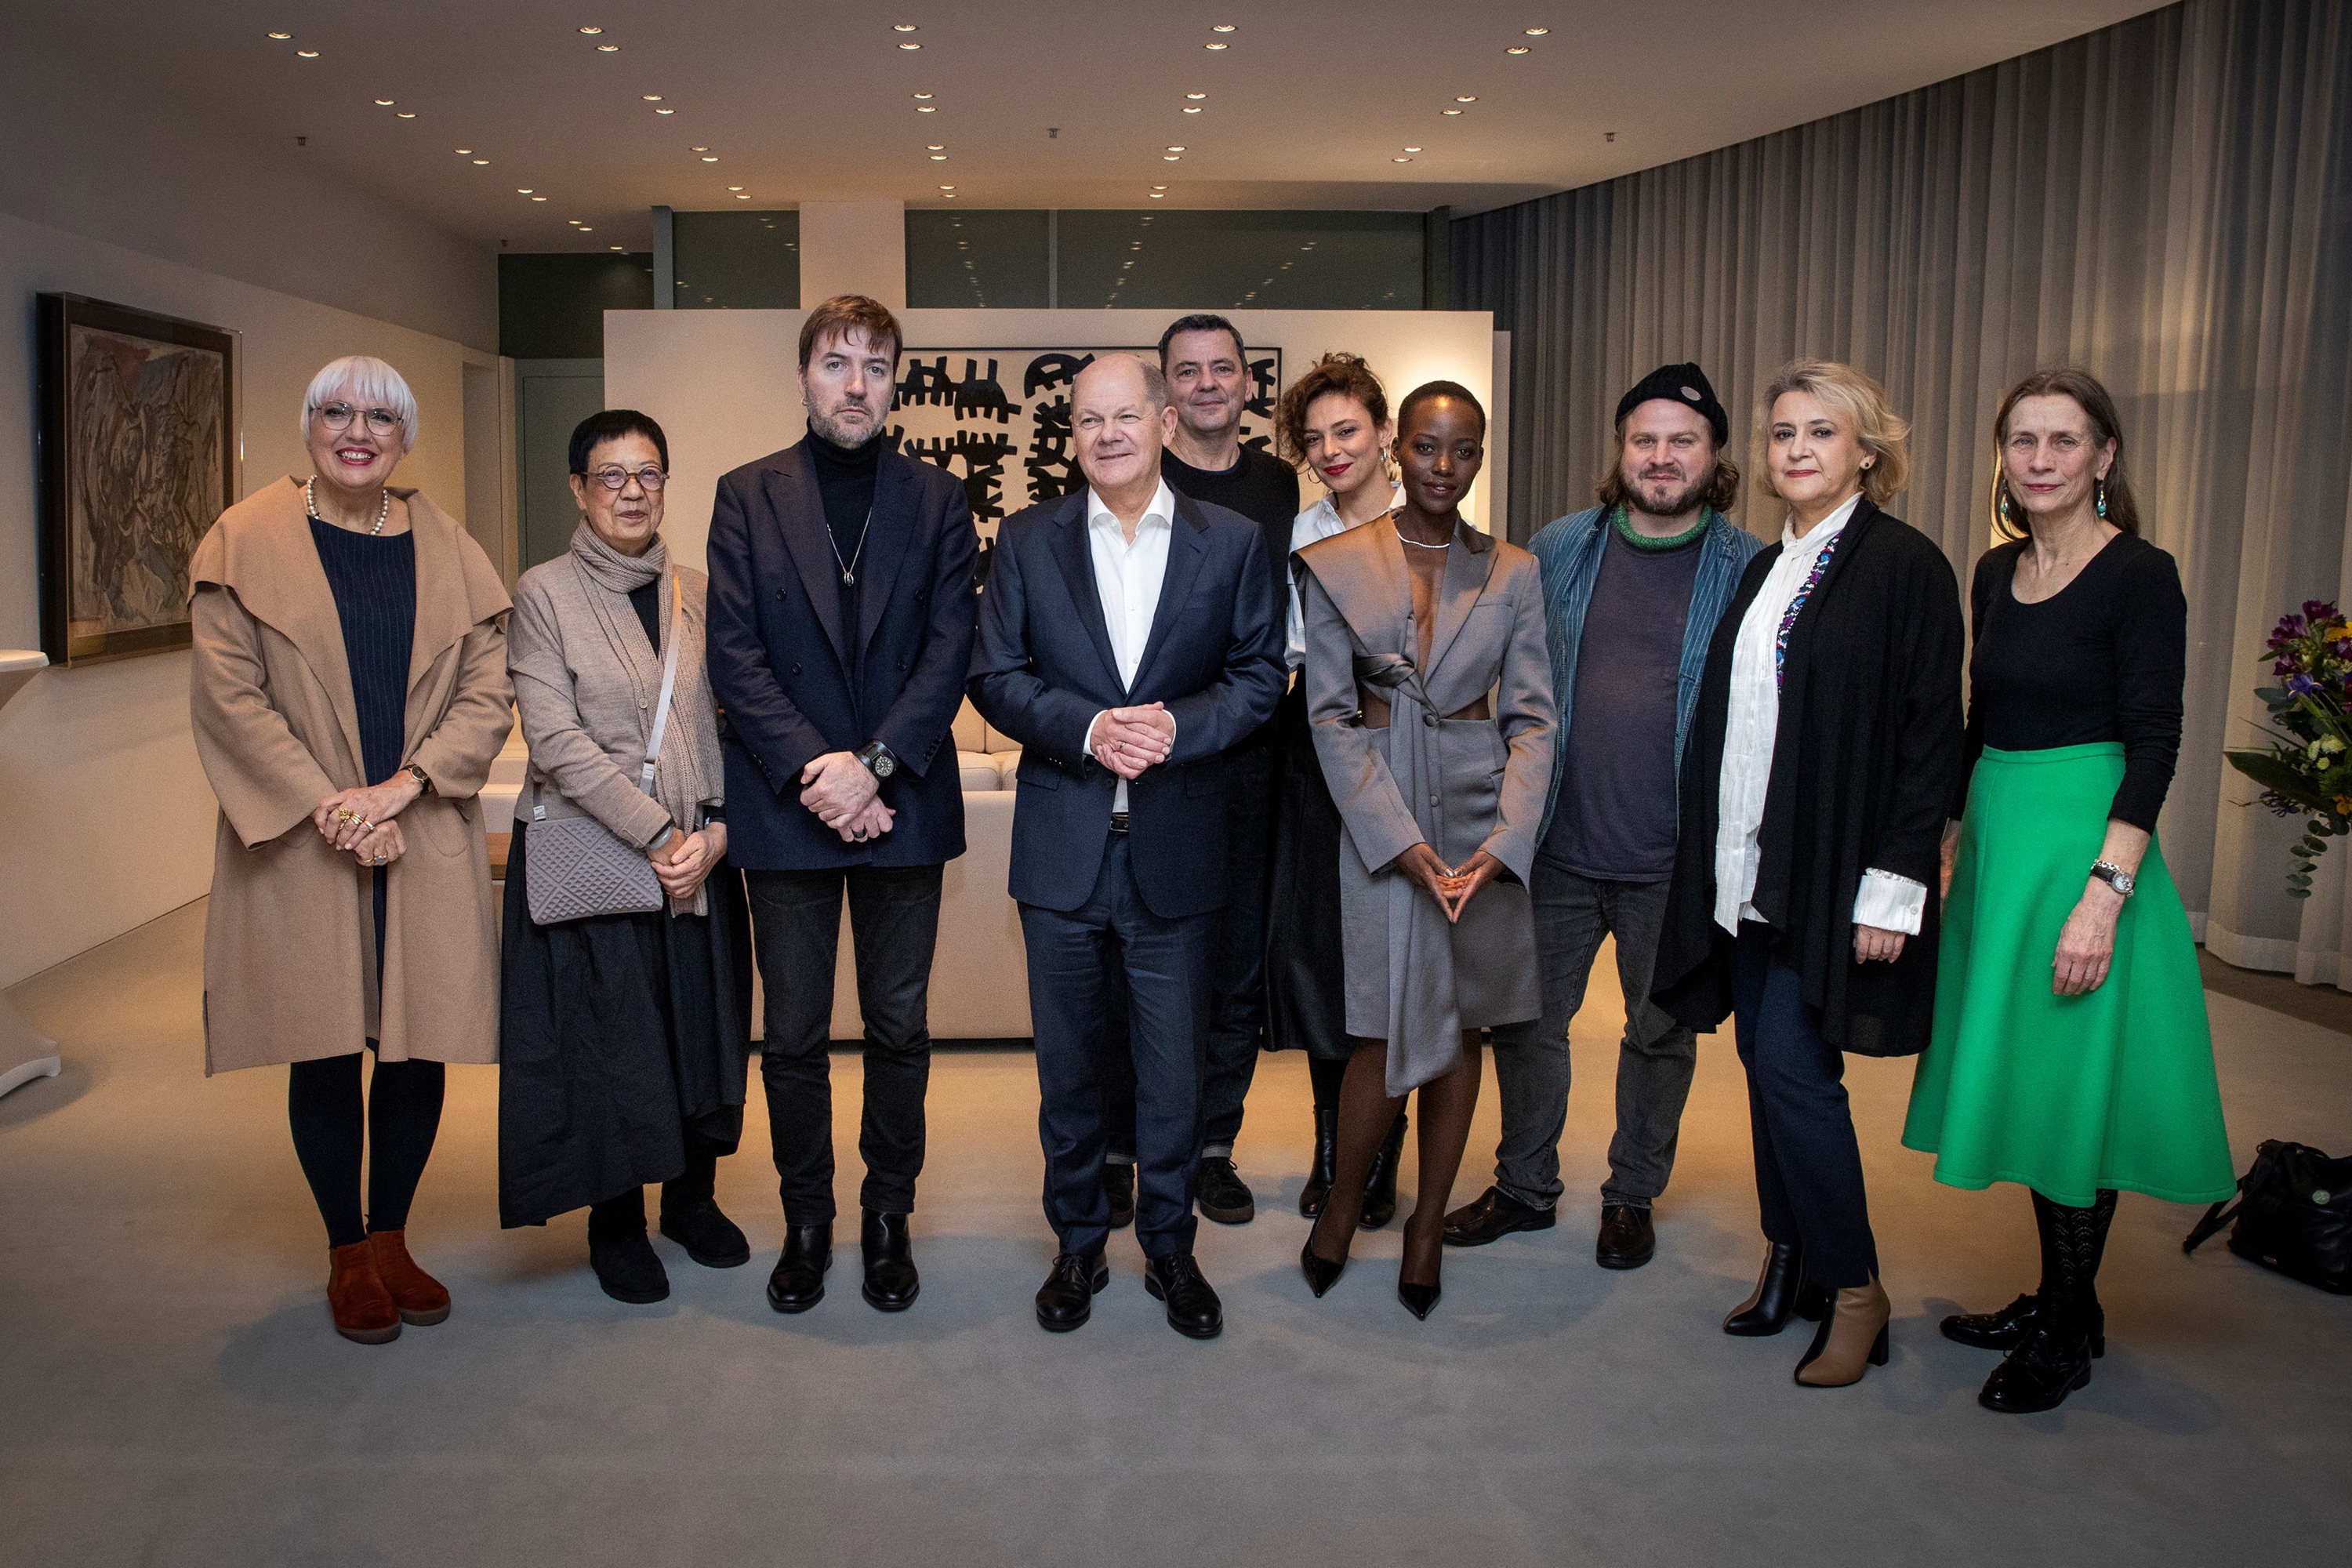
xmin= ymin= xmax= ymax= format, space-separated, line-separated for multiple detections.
xmin=313 ymin=401 xmax=404 ymax=436
xmin=586 ymin=464 xmax=667 ymax=491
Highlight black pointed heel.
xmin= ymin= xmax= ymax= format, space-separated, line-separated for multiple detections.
xmin=1397 ymin=1280 xmax=1441 ymax=1320
xmin=1301 ymin=1241 xmax=1346 ymax=1298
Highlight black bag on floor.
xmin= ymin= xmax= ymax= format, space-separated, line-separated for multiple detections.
xmin=2183 ymin=1140 xmax=2352 ymax=1294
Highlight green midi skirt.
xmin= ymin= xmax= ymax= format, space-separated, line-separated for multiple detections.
xmin=1903 ymin=742 xmax=2235 ymax=1207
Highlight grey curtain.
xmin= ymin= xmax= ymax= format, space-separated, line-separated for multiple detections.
xmin=1454 ymin=0 xmax=2352 ymax=984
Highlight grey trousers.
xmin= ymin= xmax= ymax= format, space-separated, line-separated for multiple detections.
xmin=1487 ymin=863 xmax=1697 ymax=1210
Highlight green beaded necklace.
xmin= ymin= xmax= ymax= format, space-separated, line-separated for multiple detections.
xmin=1611 ymin=503 xmax=1712 ymax=552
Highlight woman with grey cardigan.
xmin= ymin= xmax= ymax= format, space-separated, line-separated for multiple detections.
xmin=499 ymin=410 xmax=754 ymax=1305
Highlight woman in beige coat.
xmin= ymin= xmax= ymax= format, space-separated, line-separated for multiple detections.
xmin=189 ymin=355 xmax=512 ymax=1345
xmin=1295 ymin=382 xmax=1555 ymax=1319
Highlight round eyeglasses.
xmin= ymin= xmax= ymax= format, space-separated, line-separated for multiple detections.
xmin=313 ymin=401 xmax=404 ymax=436
xmin=585 ymin=464 xmax=667 ymax=491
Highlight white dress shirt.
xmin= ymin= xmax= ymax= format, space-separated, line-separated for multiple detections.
xmin=1082 ymin=478 xmax=1178 ymax=812
xmin=1286 ymin=488 xmax=1405 ymax=669
xmin=1711 ymin=493 xmax=1926 ymax=937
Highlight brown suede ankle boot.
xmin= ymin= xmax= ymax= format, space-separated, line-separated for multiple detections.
xmin=328 ymin=1240 xmax=401 ymax=1344
xmin=367 ymin=1229 xmax=452 ymax=1326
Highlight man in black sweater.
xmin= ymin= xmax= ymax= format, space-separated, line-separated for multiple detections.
xmin=1092 ymin=314 xmax=1301 ymax=1229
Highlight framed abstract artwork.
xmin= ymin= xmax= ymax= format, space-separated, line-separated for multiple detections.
xmin=35 ymin=293 xmax=238 ymax=665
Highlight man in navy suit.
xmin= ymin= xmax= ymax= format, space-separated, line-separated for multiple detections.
xmin=969 ymin=354 xmax=1285 ymax=1338
xmin=706 ymin=296 xmax=979 ymax=1319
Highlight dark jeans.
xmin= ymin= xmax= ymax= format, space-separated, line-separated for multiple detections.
xmin=1730 ymin=921 xmax=1878 ymax=1289
xmin=1020 ymin=835 xmax=1215 ymax=1260
xmin=1102 ymin=737 xmax=1273 ymax=1160
xmin=747 ymin=863 xmax=943 ymax=1225
xmin=1489 ymin=865 xmax=1697 ymax=1210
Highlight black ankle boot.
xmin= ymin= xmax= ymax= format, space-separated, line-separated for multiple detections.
xmin=1722 ymin=1241 xmax=1824 ymax=1336
xmin=659 ymin=1153 xmax=750 ymax=1269
xmin=765 ymin=1222 xmax=832 ymax=1314
xmin=1360 ymin=1109 xmax=1409 ymax=1230
xmin=859 ymin=1210 xmax=920 ymax=1312
xmin=588 ymin=1192 xmax=669 ymax=1305
xmin=1298 ymin=1107 xmax=1341 ymax=1218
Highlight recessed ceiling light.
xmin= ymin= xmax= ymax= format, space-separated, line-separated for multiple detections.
xmin=1149 ymin=192 xmax=1166 ymax=199
xmin=930 ymin=154 xmax=948 ymax=161
xmin=917 ymin=105 xmax=935 ymax=112
xmin=913 ymin=92 xmax=934 ymax=99
xmin=1186 ymin=93 xmax=1207 ymax=100
xmin=1163 ymin=154 xmax=1181 ymax=162
xmin=1403 ymin=146 xmax=1421 ymax=152
xmin=701 ymin=155 xmax=718 ymax=162
xmin=927 ymin=143 xmax=944 ymax=150
xmin=1212 ymin=23 xmax=1236 ymax=31
xmin=1443 ymin=108 xmax=1463 ymax=115
xmin=611 ymin=245 xmax=623 ymax=250
xmin=898 ymin=42 xmax=920 ymax=50
xmin=727 ymin=185 xmax=743 ymax=191
xmin=578 ymin=26 xmax=603 ymax=34
xmin=942 ymin=191 xmax=956 ymax=198
xmin=1204 ymin=42 xmax=1227 ymax=50
xmin=1524 ymin=26 xmax=1549 ymax=34
xmin=267 ymin=32 xmax=292 ymax=41
xmin=642 ymin=95 xmax=662 ymax=101
xmin=517 ymin=187 xmax=533 ymax=194
xmin=691 ymin=145 xmax=709 ymax=151
xmin=1455 ymin=95 xmax=1478 ymax=102
xmin=397 ymin=111 xmax=416 ymax=118
xmin=1393 ymin=156 xmax=1411 ymax=162
xmin=597 ymin=44 xmax=619 ymax=52
xmin=531 ymin=194 xmax=545 ymax=200
xmin=375 ymin=98 xmax=395 ymax=106
xmin=735 ymin=194 xmax=750 ymax=200
xmin=655 ymin=107 xmax=674 ymax=114
xmin=1183 ymin=106 xmax=1201 ymax=114
xmin=1507 ymin=45 xmax=1530 ymax=54
xmin=471 ymin=158 xmax=489 ymax=165
xmin=893 ymin=22 xmax=917 ymax=30
xmin=456 ymin=147 xmax=472 ymax=154
xmin=578 ymin=226 xmax=593 ymax=231
xmin=1166 ymin=145 xmax=1185 ymax=151
xmin=296 ymin=49 xmax=319 ymax=58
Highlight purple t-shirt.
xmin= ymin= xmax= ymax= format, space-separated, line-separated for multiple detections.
xmin=1537 ymin=524 xmax=1701 ymax=882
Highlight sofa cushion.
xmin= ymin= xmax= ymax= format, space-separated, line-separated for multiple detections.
xmin=957 ymin=751 xmax=1004 ymax=791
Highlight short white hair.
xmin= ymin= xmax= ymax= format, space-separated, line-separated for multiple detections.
xmin=301 ymin=355 xmax=419 ymax=451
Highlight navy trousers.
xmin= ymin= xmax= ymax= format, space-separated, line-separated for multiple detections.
xmin=1019 ymin=835 xmax=1215 ymax=1261
xmin=1730 ymin=922 xmax=1879 ymax=1289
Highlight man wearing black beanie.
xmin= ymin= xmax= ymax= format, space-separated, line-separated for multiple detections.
xmin=1445 ymin=363 xmax=1762 ymax=1269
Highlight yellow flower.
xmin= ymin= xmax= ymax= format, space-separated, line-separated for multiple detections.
xmin=2333 ymin=795 xmax=2351 ymax=817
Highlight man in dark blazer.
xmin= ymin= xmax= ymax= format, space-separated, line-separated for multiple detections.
xmin=706 ymin=295 xmax=979 ymax=1319
xmin=969 ymin=354 xmax=1285 ymax=1338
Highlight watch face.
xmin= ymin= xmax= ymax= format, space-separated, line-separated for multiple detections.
xmin=871 ymin=752 xmax=895 ymax=777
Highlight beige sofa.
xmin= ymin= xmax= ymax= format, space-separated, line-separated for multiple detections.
xmin=483 ymin=700 xmax=1035 ymax=1040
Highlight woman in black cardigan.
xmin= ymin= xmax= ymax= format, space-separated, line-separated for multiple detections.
xmin=1653 ymin=360 xmax=1965 ymax=1388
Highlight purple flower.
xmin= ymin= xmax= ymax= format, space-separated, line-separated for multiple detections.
xmin=2290 ymin=673 xmax=2318 ymax=696
xmin=2306 ymin=600 xmax=2337 ymax=620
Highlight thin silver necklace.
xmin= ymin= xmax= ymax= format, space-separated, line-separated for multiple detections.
xmin=1394 ymin=520 xmax=1454 ymax=550
xmin=827 ymin=502 xmax=876 ymax=587
xmin=307 ymin=476 xmax=389 ymax=536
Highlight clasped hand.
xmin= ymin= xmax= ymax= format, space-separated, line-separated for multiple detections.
xmin=1397 ymin=844 xmax=1503 ymax=924
xmin=800 ymin=751 xmax=894 ymax=844
xmin=648 ymin=822 xmax=729 ymax=901
xmin=1091 ymin=703 xmax=1175 ymax=781
xmin=313 ymin=770 xmax=425 ymax=863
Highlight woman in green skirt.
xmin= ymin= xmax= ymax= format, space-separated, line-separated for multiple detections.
xmin=1905 ymin=368 xmax=2235 ymax=1414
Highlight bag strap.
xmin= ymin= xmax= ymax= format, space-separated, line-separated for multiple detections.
xmin=2182 ymin=1196 xmax=2243 ymax=1254
xmin=639 ymin=567 xmax=684 ymax=793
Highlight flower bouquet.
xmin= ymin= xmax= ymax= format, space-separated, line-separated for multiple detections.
xmin=2226 ymin=600 xmax=2352 ymax=897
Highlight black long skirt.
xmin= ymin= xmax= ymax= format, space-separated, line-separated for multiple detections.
xmin=1263 ymin=678 xmax=1353 ymax=1062
xmin=498 ymin=818 xmax=753 ymax=1228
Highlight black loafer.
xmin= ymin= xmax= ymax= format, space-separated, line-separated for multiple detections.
xmin=1103 ymin=1163 xmax=1136 ymax=1230
xmin=1943 ymin=1293 xmax=2107 ymax=1359
xmin=1036 ymin=1250 xmax=1109 ymax=1332
xmin=1979 ymin=1327 xmax=2095 ymax=1414
xmin=589 ymin=1229 xmax=670 ymax=1305
xmin=764 ymin=1222 xmax=832 ymax=1314
xmin=1595 ymin=1203 xmax=1657 ymax=1270
xmin=1442 ymin=1186 xmax=1558 ymax=1248
xmin=1144 ymin=1253 xmax=1224 ymax=1339
xmin=1197 ymin=1157 xmax=1256 ymax=1225
xmin=658 ymin=1196 xmax=751 ymax=1269
xmin=860 ymin=1209 xmax=920 ymax=1312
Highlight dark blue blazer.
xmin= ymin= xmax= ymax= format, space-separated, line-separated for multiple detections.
xmin=967 ymin=488 xmax=1285 ymax=919
xmin=706 ymin=438 xmax=979 ymax=869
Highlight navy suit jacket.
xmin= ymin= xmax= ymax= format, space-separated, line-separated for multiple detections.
xmin=967 ymin=488 xmax=1286 ymax=919
xmin=706 ymin=438 xmax=979 ymax=869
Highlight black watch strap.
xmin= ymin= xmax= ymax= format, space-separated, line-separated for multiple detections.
xmin=856 ymin=740 xmax=897 ymax=778
xmin=404 ymin=762 xmax=434 ymax=795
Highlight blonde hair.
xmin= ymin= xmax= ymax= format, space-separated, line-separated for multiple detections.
xmin=1751 ymin=359 xmax=1907 ymax=507
xmin=301 ymin=355 xmax=418 ymax=452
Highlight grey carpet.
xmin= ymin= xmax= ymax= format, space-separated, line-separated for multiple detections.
xmin=2 ymin=901 xmax=2346 ymax=1567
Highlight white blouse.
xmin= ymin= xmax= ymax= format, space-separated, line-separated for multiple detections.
xmin=1287 ymin=487 xmax=1406 ymax=668
xmin=1711 ymin=493 xmax=1926 ymax=938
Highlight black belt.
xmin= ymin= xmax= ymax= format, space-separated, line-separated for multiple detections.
xmin=1108 ymin=811 xmax=1131 ymax=836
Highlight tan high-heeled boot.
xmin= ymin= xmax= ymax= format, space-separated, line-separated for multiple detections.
xmin=1794 ymin=1277 xmax=1890 ymax=1387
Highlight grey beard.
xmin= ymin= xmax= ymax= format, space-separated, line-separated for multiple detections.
xmin=810 ymin=405 xmax=885 ymax=448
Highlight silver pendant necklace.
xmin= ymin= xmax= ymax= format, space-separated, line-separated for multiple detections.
xmin=307 ymin=476 xmax=389 ymax=535
xmin=827 ymin=502 xmax=875 ymax=587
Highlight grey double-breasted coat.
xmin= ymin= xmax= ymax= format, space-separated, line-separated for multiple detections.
xmin=1296 ymin=519 xmax=1555 ymax=1094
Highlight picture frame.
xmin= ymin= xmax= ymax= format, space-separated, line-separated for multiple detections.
xmin=35 ymin=292 xmax=239 ymax=666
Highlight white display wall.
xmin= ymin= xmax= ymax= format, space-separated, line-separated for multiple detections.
xmin=602 ymin=308 xmax=1505 ymax=572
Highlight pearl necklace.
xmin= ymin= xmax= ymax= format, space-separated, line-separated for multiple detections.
xmin=307 ymin=476 xmax=390 ymax=536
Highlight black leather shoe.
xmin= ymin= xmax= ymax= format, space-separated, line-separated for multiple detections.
xmin=1722 ymin=1241 xmax=1828 ymax=1336
xmin=1595 ymin=1203 xmax=1657 ymax=1269
xmin=1443 ymin=1186 xmax=1558 ymax=1248
xmin=1144 ymin=1254 xmax=1224 ymax=1339
xmin=1197 ymin=1157 xmax=1255 ymax=1225
xmin=1300 ymin=1240 xmax=1346 ymax=1298
xmin=764 ymin=1222 xmax=832 ymax=1314
xmin=1978 ymin=1325 xmax=2095 ymax=1413
xmin=1036 ymin=1250 xmax=1109 ymax=1332
xmin=589 ymin=1229 xmax=670 ymax=1305
xmin=859 ymin=1210 xmax=920 ymax=1312
xmin=1298 ymin=1107 xmax=1340 ymax=1218
xmin=1942 ymin=1293 xmax=2106 ymax=1358
xmin=1103 ymin=1163 xmax=1136 ymax=1229
xmin=1361 ymin=1110 xmax=1408 ymax=1229
xmin=658 ymin=1196 xmax=751 ymax=1269
xmin=1397 ymin=1279 xmax=1442 ymax=1320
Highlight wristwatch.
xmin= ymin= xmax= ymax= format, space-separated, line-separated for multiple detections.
xmin=855 ymin=740 xmax=898 ymax=780
xmin=2089 ymin=860 xmax=2136 ymax=897
xmin=404 ymin=762 xmax=434 ymax=795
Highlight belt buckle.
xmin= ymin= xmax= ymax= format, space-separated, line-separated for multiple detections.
xmin=1108 ymin=811 xmax=1131 ymax=836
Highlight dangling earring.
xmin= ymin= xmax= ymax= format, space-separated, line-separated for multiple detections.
xmin=2095 ymin=477 xmax=2109 ymax=521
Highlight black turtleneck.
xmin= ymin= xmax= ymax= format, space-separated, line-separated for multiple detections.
xmin=806 ymin=421 xmax=883 ymax=688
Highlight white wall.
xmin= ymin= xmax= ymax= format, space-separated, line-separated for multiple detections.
xmin=0 ymin=211 xmax=495 ymax=988
xmin=798 ymin=202 xmax=908 ymax=309
xmin=603 ymin=308 xmax=1501 ymax=572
